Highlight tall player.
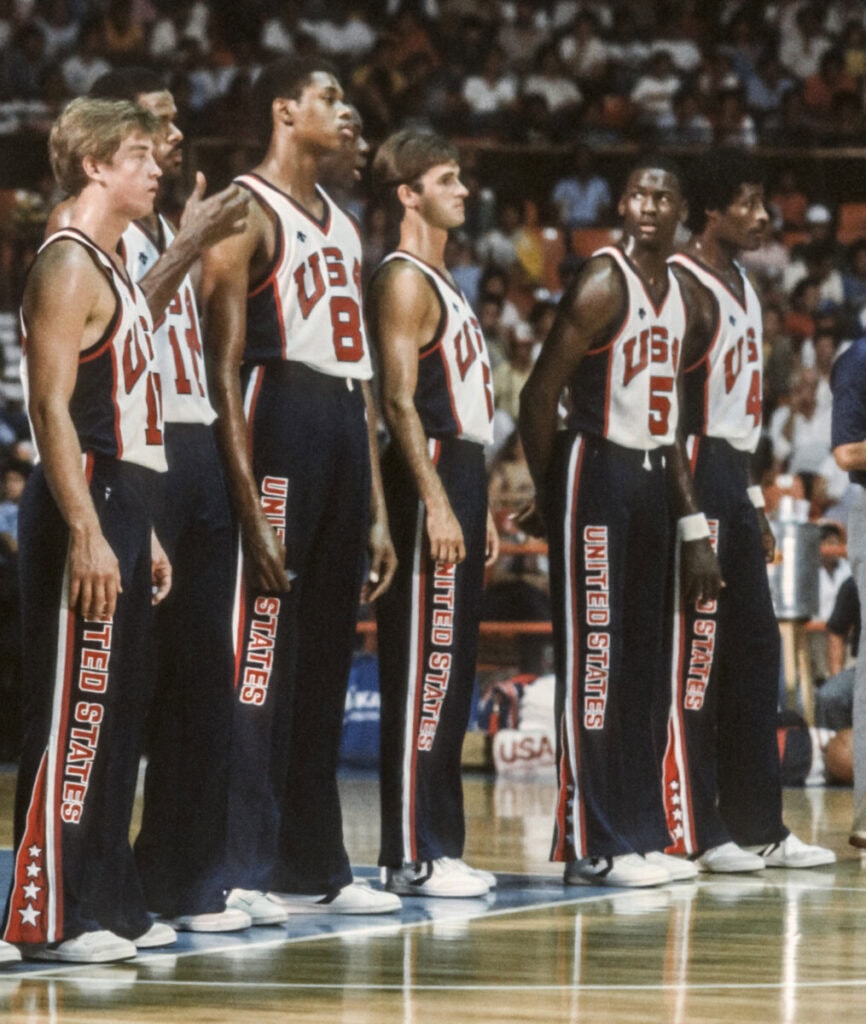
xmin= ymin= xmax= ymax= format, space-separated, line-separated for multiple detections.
xmin=661 ymin=150 xmax=835 ymax=871
xmin=202 ymin=57 xmax=399 ymax=915
xmin=3 ymin=98 xmax=170 ymax=962
xmin=367 ymin=130 xmax=499 ymax=898
xmin=47 ymin=69 xmax=262 ymax=930
xmin=519 ymin=157 xmax=720 ymax=888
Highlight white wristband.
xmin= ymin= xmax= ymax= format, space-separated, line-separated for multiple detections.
xmin=747 ymin=485 xmax=765 ymax=509
xmin=678 ymin=512 xmax=710 ymax=542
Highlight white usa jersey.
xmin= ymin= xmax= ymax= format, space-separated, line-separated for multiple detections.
xmin=378 ymin=251 xmax=494 ymax=446
xmin=567 ymin=246 xmax=684 ymax=449
xmin=21 ymin=229 xmax=167 ymax=472
xmin=669 ymin=253 xmax=763 ymax=453
xmin=121 ymin=216 xmax=215 ymax=426
xmin=236 ymin=173 xmax=372 ymax=380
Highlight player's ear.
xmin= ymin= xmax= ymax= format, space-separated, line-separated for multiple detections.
xmin=81 ymin=153 xmax=103 ymax=185
xmin=679 ymin=199 xmax=689 ymax=225
xmin=274 ymin=97 xmax=293 ymax=128
xmin=397 ymin=182 xmax=419 ymax=209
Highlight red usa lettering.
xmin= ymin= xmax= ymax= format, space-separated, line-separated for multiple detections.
xmin=622 ymin=326 xmax=676 ymax=385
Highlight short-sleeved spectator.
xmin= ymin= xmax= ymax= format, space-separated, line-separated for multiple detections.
xmin=522 ymin=46 xmax=582 ymax=118
xmin=714 ymin=87 xmax=757 ymax=147
xmin=744 ymin=52 xmax=795 ymax=124
xmin=630 ymin=50 xmax=682 ymax=129
xmin=551 ymin=144 xmax=611 ymax=230
xmin=33 ymin=0 xmax=79 ymax=61
xmin=61 ymin=16 xmax=109 ymax=95
xmin=843 ymin=240 xmax=866 ymax=317
xmin=461 ymin=45 xmax=518 ymax=136
xmin=557 ymin=11 xmax=608 ymax=83
xmin=497 ymin=1 xmax=550 ymax=75
xmin=779 ymin=4 xmax=832 ymax=80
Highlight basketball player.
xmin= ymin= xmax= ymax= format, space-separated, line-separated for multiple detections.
xmin=202 ymin=57 xmax=399 ymax=915
xmin=519 ymin=156 xmax=720 ymax=888
xmin=661 ymin=150 xmax=835 ymax=871
xmin=3 ymin=98 xmax=171 ymax=962
xmin=367 ymin=130 xmax=500 ymax=898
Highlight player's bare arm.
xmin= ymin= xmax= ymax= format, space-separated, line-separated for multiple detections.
xmin=370 ymin=259 xmax=466 ymax=565
xmin=668 ymin=265 xmax=724 ymax=603
xmin=361 ymin=380 xmax=397 ymax=602
xmin=517 ymin=254 xmax=625 ymax=537
xmin=141 ymin=173 xmax=250 ymax=322
xmin=150 ymin=529 xmax=172 ymax=605
xmin=202 ymin=197 xmax=290 ymax=593
xmin=23 ymin=241 xmax=123 ymax=619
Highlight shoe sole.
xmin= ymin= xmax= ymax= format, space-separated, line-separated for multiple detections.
xmin=29 ymin=948 xmax=136 ymax=963
xmin=386 ymin=883 xmax=488 ymax=898
xmin=170 ymin=915 xmax=252 ymax=933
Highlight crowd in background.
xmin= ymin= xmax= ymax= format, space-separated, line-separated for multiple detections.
xmin=2 ymin=0 xmax=866 ymax=755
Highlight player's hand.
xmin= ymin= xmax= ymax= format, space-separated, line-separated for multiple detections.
xmin=426 ymin=502 xmax=465 ymax=564
xmin=68 ymin=525 xmax=122 ymax=620
xmin=150 ymin=530 xmax=172 ymax=605
xmin=363 ymin=518 xmax=397 ymax=603
xmin=179 ymin=173 xmax=250 ymax=252
xmin=485 ymin=509 xmax=500 ymax=567
xmin=514 ymin=498 xmax=547 ymax=539
xmin=757 ymin=509 xmax=776 ymax=564
xmin=680 ymin=537 xmax=724 ymax=608
xmin=241 ymin=508 xmax=291 ymax=593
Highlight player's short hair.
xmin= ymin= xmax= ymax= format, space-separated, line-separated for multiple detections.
xmin=49 ymin=97 xmax=160 ymax=196
xmin=622 ymin=152 xmax=686 ymax=197
xmin=372 ymin=129 xmax=458 ymax=196
xmin=251 ymin=56 xmax=339 ymax=144
xmin=89 ymin=66 xmax=167 ymax=102
xmin=687 ymin=149 xmax=766 ymax=233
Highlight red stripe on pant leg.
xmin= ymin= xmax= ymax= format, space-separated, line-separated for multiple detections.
xmin=662 ymin=606 xmax=694 ymax=854
xmin=5 ymin=755 xmax=51 ymax=943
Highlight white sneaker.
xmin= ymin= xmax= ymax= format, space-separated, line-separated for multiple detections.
xmin=454 ymin=859 xmax=497 ymax=888
xmin=644 ymin=850 xmax=698 ymax=881
xmin=226 ymin=889 xmax=288 ymax=925
xmin=694 ymin=842 xmax=766 ymax=874
xmin=0 ymin=939 xmax=21 ymax=964
xmin=747 ymin=833 xmax=836 ymax=869
xmin=383 ymin=858 xmax=490 ymax=898
xmin=29 ymin=930 xmax=137 ymax=963
xmin=564 ymin=853 xmax=670 ymax=888
xmin=169 ymin=907 xmax=252 ymax=932
xmin=272 ymin=879 xmax=402 ymax=914
xmin=133 ymin=921 xmax=177 ymax=948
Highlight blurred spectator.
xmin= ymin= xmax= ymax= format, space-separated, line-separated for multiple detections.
xmin=550 ymin=144 xmax=612 ymax=232
xmin=763 ymin=302 xmax=799 ymax=416
xmin=780 ymin=3 xmax=833 ymax=80
xmin=61 ymin=14 xmax=109 ymax=96
xmin=744 ymin=51 xmax=795 ymax=129
xmin=840 ymin=18 xmax=866 ymax=79
xmin=351 ymin=35 xmax=407 ymax=138
xmin=0 ymin=458 xmax=27 ymax=547
xmin=785 ymin=276 xmax=821 ymax=347
xmin=461 ymin=44 xmax=518 ymax=137
xmin=658 ymin=86 xmax=713 ymax=146
xmin=150 ymin=0 xmax=210 ymax=64
xmin=476 ymin=198 xmax=522 ymax=272
xmin=630 ymin=50 xmax=682 ymax=132
xmin=493 ymin=320 xmax=536 ymax=423
xmin=446 ymin=232 xmax=484 ymax=310
xmin=0 ymin=22 xmax=48 ymax=100
xmin=769 ymin=168 xmax=809 ymax=230
xmin=259 ymin=3 xmax=300 ymax=59
xmin=714 ymin=87 xmax=757 ymax=147
xmin=785 ymin=241 xmax=845 ymax=308
xmin=497 ymin=0 xmax=550 ymax=76
xmin=740 ymin=208 xmax=791 ymax=295
xmin=556 ymin=11 xmax=608 ymax=84
xmin=100 ymin=0 xmax=146 ymax=62
xmin=772 ymin=366 xmax=833 ymax=487
xmin=33 ymin=0 xmax=79 ymax=60
xmin=476 ymin=292 xmax=512 ymax=369
xmin=819 ymin=520 xmax=852 ymax=621
xmin=299 ymin=3 xmax=376 ymax=61
xmin=521 ymin=45 xmax=582 ymax=138
xmin=803 ymin=49 xmax=859 ymax=115
xmin=843 ymin=239 xmax=866 ymax=320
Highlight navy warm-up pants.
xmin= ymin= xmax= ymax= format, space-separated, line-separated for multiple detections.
xmin=4 ymin=456 xmax=159 ymax=946
xmin=377 ymin=437 xmax=488 ymax=867
xmin=548 ymin=431 xmax=672 ymax=862
xmin=226 ymin=361 xmax=370 ymax=896
xmin=661 ymin=435 xmax=786 ymax=853
xmin=134 ymin=422 xmax=236 ymax=917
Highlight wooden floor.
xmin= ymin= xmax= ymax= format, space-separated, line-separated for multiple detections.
xmin=0 ymin=769 xmax=863 ymax=1023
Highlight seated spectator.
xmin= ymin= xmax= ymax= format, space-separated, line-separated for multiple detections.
xmin=34 ymin=0 xmax=79 ymax=61
xmin=446 ymin=232 xmax=484 ymax=311
xmin=550 ymin=144 xmax=612 ymax=231
xmin=741 ymin=209 xmax=791 ymax=297
xmin=769 ymin=167 xmax=809 ymax=230
xmin=714 ymin=87 xmax=757 ymax=147
xmin=843 ymin=239 xmax=866 ymax=320
xmin=303 ymin=3 xmax=377 ymax=61
xmin=658 ymin=86 xmax=713 ymax=146
xmin=0 ymin=22 xmax=48 ymax=100
xmin=100 ymin=0 xmax=146 ymax=63
xmin=61 ymin=15 xmax=110 ymax=96
xmin=841 ymin=17 xmax=866 ymax=80
xmin=814 ymin=575 xmax=859 ymax=731
xmin=351 ymin=35 xmax=407 ymax=139
xmin=522 ymin=45 xmax=582 ymax=137
xmin=630 ymin=49 xmax=682 ymax=131
xmin=763 ymin=302 xmax=799 ymax=416
xmin=785 ymin=278 xmax=821 ymax=349
xmin=780 ymin=3 xmax=833 ymax=81
xmin=477 ymin=292 xmax=511 ymax=370
xmin=772 ymin=367 xmax=833 ymax=490
xmin=497 ymin=0 xmax=550 ymax=76
xmin=462 ymin=44 xmax=519 ymax=137
xmin=259 ymin=4 xmax=301 ymax=58
xmin=785 ymin=242 xmax=846 ymax=309
xmin=819 ymin=520 xmax=852 ymax=623
xmin=744 ymin=50 xmax=795 ymax=128
xmin=791 ymin=203 xmax=846 ymax=265
xmin=477 ymin=199 xmax=523 ymax=273
xmin=557 ymin=11 xmax=608 ymax=84
xmin=493 ymin=321 xmax=536 ymax=424
xmin=150 ymin=1 xmax=210 ymax=65
xmin=803 ymin=49 xmax=859 ymax=115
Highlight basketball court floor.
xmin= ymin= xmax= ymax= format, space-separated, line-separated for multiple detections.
xmin=0 ymin=769 xmax=861 ymax=1023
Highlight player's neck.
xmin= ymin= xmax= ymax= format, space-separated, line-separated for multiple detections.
xmin=257 ymin=138 xmax=325 ymax=216
xmin=686 ymin=233 xmax=738 ymax=273
xmin=621 ymin=239 xmax=670 ymax=295
xmin=69 ymin=191 xmax=131 ymax=264
xmin=398 ymin=218 xmax=449 ymax=272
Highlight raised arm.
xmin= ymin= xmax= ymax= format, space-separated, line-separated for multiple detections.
xmin=517 ymin=254 xmax=623 ymax=537
xmin=367 ymin=259 xmax=465 ymax=565
xmin=201 ymin=199 xmax=290 ymax=593
xmin=23 ymin=241 xmax=123 ymax=619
